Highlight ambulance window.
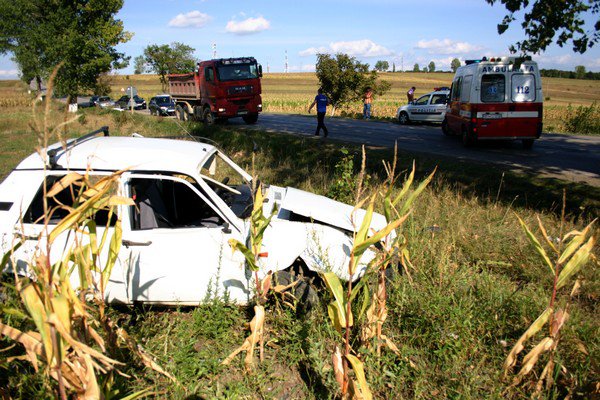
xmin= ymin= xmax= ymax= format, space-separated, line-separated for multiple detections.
xmin=481 ymin=74 xmax=505 ymax=102
xmin=460 ymin=75 xmax=473 ymax=102
xmin=511 ymin=74 xmax=536 ymax=102
xmin=451 ymin=77 xmax=462 ymax=101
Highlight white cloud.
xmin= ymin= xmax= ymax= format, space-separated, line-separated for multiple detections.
xmin=299 ymin=39 xmax=392 ymax=58
xmin=0 ymin=69 xmax=19 ymax=77
xmin=415 ymin=39 xmax=483 ymax=55
xmin=225 ymin=16 xmax=270 ymax=35
xmin=168 ymin=11 xmax=212 ymax=28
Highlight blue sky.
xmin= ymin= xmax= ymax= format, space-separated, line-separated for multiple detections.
xmin=1 ymin=0 xmax=599 ymax=79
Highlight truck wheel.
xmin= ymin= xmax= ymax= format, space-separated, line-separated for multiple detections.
xmin=176 ymin=106 xmax=188 ymax=121
xmin=272 ymin=270 xmax=319 ymax=313
xmin=242 ymin=113 xmax=258 ymax=124
xmin=462 ymin=127 xmax=475 ymax=147
xmin=203 ymin=108 xmax=215 ymax=125
xmin=522 ymin=139 xmax=534 ymax=150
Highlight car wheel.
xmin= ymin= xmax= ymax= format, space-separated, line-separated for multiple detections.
xmin=242 ymin=113 xmax=258 ymax=124
xmin=522 ymin=139 xmax=534 ymax=150
xmin=441 ymin=118 xmax=451 ymax=136
xmin=398 ymin=111 xmax=409 ymax=125
xmin=272 ymin=270 xmax=319 ymax=313
xmin=203 ymin=107 xmax=215 ymax=125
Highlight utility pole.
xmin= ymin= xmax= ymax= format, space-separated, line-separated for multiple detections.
xmin=284 ymin=50 xmax=288 ymax=73
xmin=212 ymin=43 xmax=217 ymax=59
xmin=401 ymin=55 xmax=404 ymax=72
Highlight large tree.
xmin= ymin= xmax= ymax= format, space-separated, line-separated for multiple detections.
xmin=143 ymin=42 xmax=196 ymax=91
xmin=451 ymin=58 xmax=461 ymax=72
xmin=428 ymin=61 xmax=436 ymax=73
xmin=374 ymin=60 xmax=389 ymax=72
xmin=413 ymin=63 xmax=420 ymax=72
xmin=0 ymin=0 xmax=130 ymax=97
xmin=315 ymin=53 xmax=391 ymax=115
xmin=486 ymin=0 xmax=600 ymax=54
xmin=134 ymin=55 xmax=147 ymax=75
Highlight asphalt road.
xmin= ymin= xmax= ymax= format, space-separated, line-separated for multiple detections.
xmin=228 ymin=113 xmax=600 ymax=187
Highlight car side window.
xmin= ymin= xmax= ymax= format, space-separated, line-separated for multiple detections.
xmin=129 ymin=177 xmax=223 ymax=230
xmin=431 ymin=94 xmax=447 ymax=105
xmin=414 ymin=95 xmax=429 ymax=106
xmin=24 ymin=175 xmax=117 ymax=226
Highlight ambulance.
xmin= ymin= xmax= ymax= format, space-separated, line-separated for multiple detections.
xmin=442 ymin=56 xmax=543 ymax=148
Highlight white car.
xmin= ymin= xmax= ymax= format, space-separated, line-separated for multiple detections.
xmin=396 ymin=88 xmax=450 ymax=124
xmin=0 ymin=128 xmax=388 ymax=306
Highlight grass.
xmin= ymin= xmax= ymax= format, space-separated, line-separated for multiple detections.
xmin=0 ymin=82 xmax=598 ymax=399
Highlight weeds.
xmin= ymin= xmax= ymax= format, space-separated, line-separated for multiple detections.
xmin=563 ymin=102 xmax=600 ymax=135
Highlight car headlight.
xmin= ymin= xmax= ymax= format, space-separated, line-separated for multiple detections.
xmin=218 ymin=108 xmax=226 ymax=112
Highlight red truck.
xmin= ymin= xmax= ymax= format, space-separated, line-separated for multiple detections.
xmin=168 ymin=57 xmax=263 ymax=124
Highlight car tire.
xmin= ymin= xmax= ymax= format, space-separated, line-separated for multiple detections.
xmin=398 ymin=111 xmax=409 ymax=125
xmin=441 ymin=118 xmax=451 ymax=136
xmin=522 ymin=139 xmax=534 ymax=150
xmin=242 ymin=113 xmax=258 ymax=124
xmin=203 ymin=107 xmax=215 ymax=125
xmin=272 ymin=270 xmax=319 ymax=313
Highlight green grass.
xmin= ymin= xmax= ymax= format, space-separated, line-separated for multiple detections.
xmin=0 ymin=94 xmax=598 ymax=399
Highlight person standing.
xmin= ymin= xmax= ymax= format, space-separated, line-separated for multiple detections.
xmin=407 ymin=86 xmax=416 ymax=103
xmin=363 ymin=87 xmax=373 ymax=119
xmin=308 ymin=88 xmax=329 ymax=137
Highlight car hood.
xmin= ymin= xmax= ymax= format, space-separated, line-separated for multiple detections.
xmin=271 ymin=186 xmax=387 ymax=234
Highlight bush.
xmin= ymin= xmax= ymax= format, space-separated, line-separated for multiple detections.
xmin=564 ymin=102 xmax=600 ymax=135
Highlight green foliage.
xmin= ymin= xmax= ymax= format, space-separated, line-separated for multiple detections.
xmin=413 ymin=63 xmax=420 ymax=72
xmin=575 ymin=65 xmax=587 ymax=79
xmin=451 ymin=58 xmax=461 ymax=72
xmin=564 ymin=102 xmax=600 ymax=135
xmin=0 ymin=0 xmax=131 ymax=97
xmin=327 ymin=148 xmax=357 ymax=203
xmin=133 ymin=55 xmax=147 ymax=75
xmin=485 ymin=0 xmax=599 ymax=54
xmin=428 ymin=61 xmax=436 ymax=73
xmin=315 ymin=53 xmax=391 ymax=113
xmin=143 ymin=42 xmax=196 ymax=91
xmin=374 ymin=60 xmax=389 ymax=72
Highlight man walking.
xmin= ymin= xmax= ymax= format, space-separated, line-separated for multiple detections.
xmin=308 ymin=88 xmax=329 ymax=137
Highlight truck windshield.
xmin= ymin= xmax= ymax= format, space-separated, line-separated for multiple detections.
xmin=217 ymin=64 xmax=259 ymax=82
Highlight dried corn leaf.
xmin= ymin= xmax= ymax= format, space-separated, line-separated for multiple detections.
xmin=516 ymin=215 xmax=554 ymax=275
xmin=346 ymin=354 xmax=373 ymax=400
xmin=550 ymin=308 xmax=569 ymax=337
xmin=47 ymin=173 xmax=83 ymax=197
xmin=556 ymin=236 xmax=595 ymax=290
xmin=517 ymin=337 xmax=554 ymax=379
xmin=332 ymin=345 xmax=344 ymax=389
xmin=222 ymin=305 xmax=265 ymax=372
xmin=504 ymin=307 xmax=552 ymax=373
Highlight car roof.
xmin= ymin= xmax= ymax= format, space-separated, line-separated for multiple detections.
xmin=15 ymin=136 xmax=218 ymax=176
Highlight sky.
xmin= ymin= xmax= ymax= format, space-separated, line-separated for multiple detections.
xmin=1 ymin=0 xmax=600 ymax=79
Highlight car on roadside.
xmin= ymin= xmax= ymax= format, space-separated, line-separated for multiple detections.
xmin=396 ymin=88 xmax=450 ymax=124
xmin=149 ymin=95 xmax=176 ymax=116
xmin=115 ymin=95 xmax=146 ymax=110
xmin=0 ymin=128 xmax=390 ymax=306
xmin=97 ymin=96 xmax=114 ymax=109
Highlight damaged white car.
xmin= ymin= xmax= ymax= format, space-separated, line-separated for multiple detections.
xmin=0 ymin=128 xmax=388 ymax=306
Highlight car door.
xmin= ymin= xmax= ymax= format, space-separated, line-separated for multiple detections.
xmin=429 ymin=93 xmax=448 ymax=122
xmin=11 ymin=172 xmax=131 ymax=303
xmin=408 ymin=94 xmax=431 ymax=121
xmin=120 ymin=173 xmax=248 ymax=305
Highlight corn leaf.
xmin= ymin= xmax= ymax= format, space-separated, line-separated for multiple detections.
xmin=346 ymin=354 xmax=373 ymax=400
xmin=103 ymin=220 xmax=123 ymax=291
xmin=228 ymin=239 xmax=257 ymax=271
xmin=556 ymin=236 xmax=595 ymax=290
xmin=332 ymin=345 xmax=344 ymax=389
xmin=322 ymin=272 xmax=351 ymax=330
xmin=355 ymin=195 xmax=376 ymax=245
xmin=46 ymin=173 xmax=83 ymax=197
xmin=557 ymin=222 xmax=593 ymax=266
xmin=504 ymin=307 xmax=552 ymax=373
xmin=352 ymin=214 xmax=408 ymax=264
xmin=516 ymin=215 xmax=554 ymax=275
xmin=20 ymin=284 xmax=53 ymax=363
xmin=517 ymin=337 xmax=554 ymax=378
xmin=398 ymin=167 xmax=436 ymax=216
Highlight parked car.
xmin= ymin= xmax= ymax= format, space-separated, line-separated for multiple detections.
xmin=149 ymin=95 xmax=176 ymax=116
xmin=115 ymin=95 xmax=146 ymax=110
xmin=97 ymin=96 xmax=114 ymax=108
xmin=0 ymin=128 xmax=389 ymax=306
xmin=396 ymin=88 xmax=450 ymax=124
xmin=89 ymin=95 xmax=101 ymax=107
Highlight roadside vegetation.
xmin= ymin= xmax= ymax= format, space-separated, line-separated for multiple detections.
xmin=0 ymin=83 xmax=598 ymax=399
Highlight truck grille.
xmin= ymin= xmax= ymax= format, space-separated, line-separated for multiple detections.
xmin=232 ymin=99 xmax=250 ymax=106
xmin=228 ymin=85 xmax=253 ymax=95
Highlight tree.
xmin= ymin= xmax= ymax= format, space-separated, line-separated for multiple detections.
xmin=0 ymin=0 xmax=130 ymax=98
xmin=134 ymin=55 xmax=147 ymax=75
xmin=451 ymin=58 xmax=461 ymax=72
xmin=374 ymin=60 xmax=389 ymax=72
xmin=575 ymin=65 xmax=587 ymax=79
xmin=422 ymin=67 xmax=427 ymax=73
xmin=428 ymin=61 xmax=436 ymax=73
xmin=315 ymin=53 xmax=391 ymax=115
xmin=144 ymin=42 xmax=196 ymax=91
xmin=392 ymin=62 xmax=396 ymax=73
xmin=413 ymin=63 xmax=420 ymax=72
xmin=485 ymin=0 xmax=600 ymax=54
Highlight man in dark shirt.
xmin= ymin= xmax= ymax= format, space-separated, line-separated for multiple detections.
xmin=308 ymin=88 xmax=330 ymax=137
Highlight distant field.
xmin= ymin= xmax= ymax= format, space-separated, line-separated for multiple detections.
xmin=2 ymin=72 xmax=599 ymax=133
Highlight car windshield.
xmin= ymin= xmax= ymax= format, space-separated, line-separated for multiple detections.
xmin=217 ymin=63 xmax=259 ymax=82
xmin=155 ymin=97 xmax=172 ymax=105
xmin=199 ymin=151 xmax=254 ymax=219
xmin=99 ymin=97 xmax=110 ymax=102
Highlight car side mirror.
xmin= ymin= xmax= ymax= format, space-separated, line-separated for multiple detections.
xmin=222 ymin=222 xmax=231 ymax=234
xmin=258 ymin=64 xmax=263 ymax=77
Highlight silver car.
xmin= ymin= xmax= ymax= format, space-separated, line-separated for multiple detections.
xmin=396 ymin=88 xmax=450 ymax=124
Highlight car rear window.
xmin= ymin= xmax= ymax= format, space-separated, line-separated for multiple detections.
xmin=481 ymin=74 xmax=505 ymax=102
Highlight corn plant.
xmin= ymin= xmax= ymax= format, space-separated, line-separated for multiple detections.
xmin=360 ymin=148 xmax=436 ymax=356
xmin=322 ymin=146 xmax=424 ymax=399
xmin=504 ymin=208 xmax=596 ymax=397
xmin=223 ymin=182 xmax=276 ymax=371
